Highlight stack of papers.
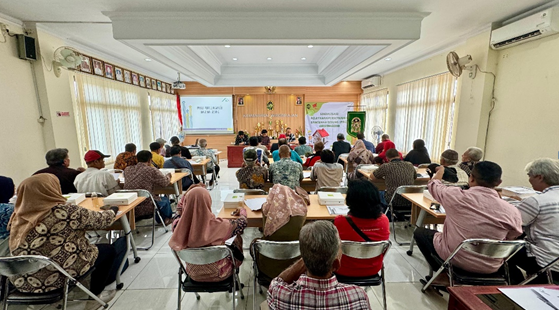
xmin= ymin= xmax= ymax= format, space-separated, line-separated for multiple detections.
xmin=159 ymin=168 xmax=175 ymax=175
xmin=499 ymin=287 xmax=559 ymax=310
xmin=244 ymin=198 xmax=266 ymax=211
xmin=63 ymin=193 xmax=86 ymax=205
xmin=502 ymin=186 xmax=539 ymax=199
xmin=327 ymin=205 xmax=349 ymax=215
xmin=318 ymin=192 xmax=345 ymax=205
xmin=111 ymin=173 xmax=121 ymax=181
xmin=303 ymin=171 xmax=311 ymax=179
xmin=223 ymin=193 xmax=245 ymax=208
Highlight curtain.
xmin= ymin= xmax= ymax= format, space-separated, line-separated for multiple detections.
xmin=394 ymin=73 xmax=457 ymax=161
xmin=72 ymin=72 xmax=144 ymax=164
xmin=150 ymin=91 xmax=181 ymax=141
xmin=361 ymin=88 xmax=389 ymax=144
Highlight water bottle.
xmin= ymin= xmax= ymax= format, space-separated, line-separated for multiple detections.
xmin=91 ymin=192 xmax=98 ymax=206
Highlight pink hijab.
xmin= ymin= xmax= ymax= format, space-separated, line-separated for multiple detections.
xmin=262 ymin=184 xmax=307 ymax=237
xmin=169 ymin=187 xmax=233 ymax=250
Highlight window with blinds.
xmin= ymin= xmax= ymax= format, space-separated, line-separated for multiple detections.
xmin=361 ymin=88 xmax=389 ymax=143
xmin=72 ymin=72 xmax=144 ymax=164
xmin=394 ymin=73 xmax=457 ymax=161
xmin=149 ymin=92 xmax=180 ymax=141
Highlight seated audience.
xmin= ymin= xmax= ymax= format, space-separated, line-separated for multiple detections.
xmin=509 ymin=158 xmax=559 ymax=283
xmin=169 ymin=187 xmax=247 ymax=282
xmin=156 ymin=138 xmax=167 ymax=157
xmin=270 ymin=134 xmax=286 ymax=153
xmin=149 ymin=142 xmax=165 ymax=168
xmin=260 ymin=129 xmax=271 ymax=147
xmin=372 ymin=148 xmax=417 ymax=207
xmin=193 ymin=139 xmax=220 ymax=185
xmin=414 ymin=161 xmax=522 ymax=276
xmin=0 ymin=176 xmax=15 ymax=256
xmin=256 ymin=136 xmax=270 ymax=155
xmin=255 ymin=184 xmax=307 ymax=281
xmin=294 ymin=137 xmax=313 ymax=157
xmin=347 ymin=140 xmax=375 ymax=180
xmin=235 ymin=130 xmax=249 ymax=145
xmin=285 ymin=127 xmax=296 ymax=143
xmin=332 ymin=133 xmax=352 ymax=161
xmin=123 ymin=151 xmax=173 ymax=223
xmin=377 ymin=137 xmax=402 ymax=162
xmin=244 ymin=136 xmax=269 ymax=166
xmin=74 ymin=150 xmax=120 ymax=196
xmin=310 ymin=150 xmax=343 ymax=190
xmin=404 ymin=139 xmax=432 ymax=166
xmin=163 ymin=146 xmax=199 ymax=191
xmin=272 ymin=138 xmax=303 ymax=164
xmin=303 ymin=141 xmax=324 ymax=168
xmin=373 ymin=156 xmax=384 ymax=166
xmin=114 ymin=143 xmax=138 ymax=171
xmin=375 ymin=134 xmax=391 ymax=154
xmin=356 ymin=132 xmax=375 ymax=153
xmin=267 ymin=221 xmax=371 ymax=310
xmin=334 ymin=179 xmax=389 ymax=277
xmin=427 ymin=149 xmax=469 ymax=186
xmin=34 ymin=148 xmax=84 ymax=194
xmin=269 ymin=145 xmax=303 ymax=189
xmin=236 ymin=149 xmax=269 ymax=189
xmin=459 ymin=146 xmax=483 ymax=175
xmin=9 ymin=174 xmax=119 ymax=299
xmin=166 ymin=136 xmax=192 ymax=159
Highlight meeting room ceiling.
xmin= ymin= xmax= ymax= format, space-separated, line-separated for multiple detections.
xmin=0 ymin=0 xmax=552 ymax=86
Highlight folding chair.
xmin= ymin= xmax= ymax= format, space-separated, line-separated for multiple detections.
xmin=233 ymin=189 xmax=267 ymax=195
xmin=0 ymin=255 xmax=107 ymax=310
xmin=173 ymin=245 xmax=244 ymax=310
xmin=316 ymin=186 xmax=348 ymax=194
xmin=421 ymin=239 xmax=526 ymax=293
xmin=520 ymin=255 xmax=559 ymax=285
xmin=336 ymin=240 xmax=391 ymax=310
xmin=250 ymin=240 xmax=300 ymax=310
xmin=116 ymin=189 xmax=168 ymax=251
xmin=387 ymin=185 xmax=426 ymax=246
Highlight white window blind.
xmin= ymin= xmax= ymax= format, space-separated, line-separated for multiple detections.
xmin=72 ymin=72 xmax=144 ymax=164
xmin=149 ymin=92 xmax=180 ymax=141
xmin=394 ymin=73 xmax=457 ymax=161
xmin=361 ymin=88 xmax=389 ymax=143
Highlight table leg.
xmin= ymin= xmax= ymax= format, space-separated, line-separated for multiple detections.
xmin=407 ymin=208 xmax=427 ymax=256
xmin=116 ymin=215 xmax=141 ymax=290
xmin=173 ymin=182 xmax=180 ymax=196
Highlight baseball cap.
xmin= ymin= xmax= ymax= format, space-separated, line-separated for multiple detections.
xmin=244 ymin=149 xmax=257 ymax=162
xmin=84 ymin=150 xmax=110 ymax=163
xmin=156 ymin=138 xmax=167 ymax=144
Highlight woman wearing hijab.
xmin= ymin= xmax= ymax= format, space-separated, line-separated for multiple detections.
xmin=254 ymin=184 xmax=307 ymax=281
xmin=347 ymin=140 xmax=375 ymax=180
xmin=8 ymin=174 xmax=118 ymax=298
xmin=404 ymin=139 xmax=432 ymax=166
xmin=0 ymin=176 xmax=16 ymax=255
xmin=169 ymin=187 xmax=247 ymax=282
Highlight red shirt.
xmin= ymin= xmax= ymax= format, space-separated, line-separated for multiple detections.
xmin=304 ymin=154 xmax=321 ymax=167
xmin=334 ymin=214 xmax=390 ymax=277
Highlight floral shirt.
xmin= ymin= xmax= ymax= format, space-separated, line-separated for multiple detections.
xmin=294 ymin=145 xmax=313 ymax=157
xmin=236 ymin=165 xmax=269 ymax=189
xmin=114 ymin=152 xmax=138 ymax=170
xmin=10 ymin=204 xmax=114 ymax=293
xmin=123 ymin=164 xmax=170 ymax=218
xmin=269 ymin=159 xmax=303 ymax=189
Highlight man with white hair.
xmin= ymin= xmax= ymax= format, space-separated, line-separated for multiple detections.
xmin=508 ymin=158 xmax=559 ymax=284
xmin=459 ymin=147 xmax=484 ymax=175
xmin=193 ymin=139 xmax=219 ymax=186
xmin=267 ymin=221 xmax=371 ymax=310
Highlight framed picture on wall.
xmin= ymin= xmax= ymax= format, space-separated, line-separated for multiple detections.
xmin=157 ymin=81 xmax=162 ymax=91
xmin=104 ymin=63 xmax=114 ymax=79
xmin=145 ymin=77 xmax=151 ymax=89
xmin=123 ymin=70 xmax=132 ymax=83
xmin=114 ymin=67 xmax=124 ymax=81
xmin=92 ymin=59 xmax=104 ymax=76
xmin=237 ymin=96 xmax=244 ymax=106
xmin=132 ymin=72 xmax=139 ymax=85
xmin=80 ymin=56 xmax=92 ymax=73
xmin=296 ymin=96 xmax=302 ymax=105
xmin=139 ymin=75 xmax=146 ymax=87
xmin=151 ymin=79 xmax=157 ymax=89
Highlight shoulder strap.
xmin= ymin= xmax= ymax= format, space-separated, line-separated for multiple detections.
xmin=345 ymin=216 xmax=372 ymax=242
xmin=170 ymin=158 xmax=181 ymax=168
xmin=151 ymin=160 xmax=159 ymax=169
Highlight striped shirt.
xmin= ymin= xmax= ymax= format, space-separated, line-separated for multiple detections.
xmin=515 ymin=185 xmax=559 ymax=271
xmin=267 ymin=275 xmax=371 ymax=310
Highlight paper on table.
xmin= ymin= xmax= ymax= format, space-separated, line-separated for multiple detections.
xmin=220 ymin=190 xmax=234 ymax=202
xmin=225 ymin=235 xmax=237 ymax=246
xmin=503 ymin=186 xmax=538 ymax=195
xmin=303 ymin=171 xmax=311 ymax=179
xmin=499 ymin=287 xmax=559 ymax=310
xmin=244 ymin=198 xmax=267 ymax=211
xmin=327 ymin=205 xmax=349 ymax=215
xmin=111 ymin=173 xmax=121 ymax=181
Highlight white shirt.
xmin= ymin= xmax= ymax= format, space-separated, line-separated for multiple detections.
xmin=73 ymin=168 xmax=119 ymax=196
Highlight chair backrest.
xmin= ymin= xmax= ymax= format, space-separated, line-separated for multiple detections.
xmin=251 ymin=240 xmax=301 ymax=260
xmin=317 ymin=187 xmax=348 ymax=194
xmin=0 ymin=255 xmax=58 ymax=277
xmin=454 ymin=239 xmax=526 ymax=260
xmin=418 ymin=164 xmax=431 ymax=168
xmin=117 ymin=189 xmax=151 ymax=198
xmin=394 ymin=185 xmax=427 ymax=196
xmin=233 ymin=189 xmax=267 ymax=195
xmin=341 ymin=240 xmax=391 ymax=259
xmin=174 ymin=245 xmax=233 ymax=265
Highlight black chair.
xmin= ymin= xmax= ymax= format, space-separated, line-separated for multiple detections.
xmin=520 ymin=255 xmax=559 ymax=285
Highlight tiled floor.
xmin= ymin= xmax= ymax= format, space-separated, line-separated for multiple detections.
xmin=10 ymin=161 xmax=449 ymax=310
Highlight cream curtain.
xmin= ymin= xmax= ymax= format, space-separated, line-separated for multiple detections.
xmin=394 ymin=73 xmax=457 ymax=161
xmin=72 ymin=72 xmax=144 ymax=164
xmin=149 ymin=92 xmax=181 ymax=141
xmin=362 ymin=88 xmax=389 ymax=144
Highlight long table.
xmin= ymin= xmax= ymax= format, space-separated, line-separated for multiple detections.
xmin=153 ymin=172 xmax=189 ymax=196
xmin=79 ymin=196 xmax=145 ymax=289
xmin=358 ymin=167 xmax=430 ymax=191
xmin=218 ymin=194 xmax=338 ymax=227
xmin=447 ymin=285 xmax=556 ymax=310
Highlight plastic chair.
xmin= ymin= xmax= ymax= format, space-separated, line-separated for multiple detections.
xmin=250 ymin=241 xmax=300 ymax=310
xmin=520 ymin=255 xmax=559 ymax=285
xmin=233 ymin=189 xmax=267 ymax=195
xmin=336 ymin=240 xmax=391 ymax=310
xmin=316 ymin=186 xmax=348 ymax=194
xmin=421 ymin=239 xmax=526 ymax=293
xmin=173 ymin=245 xmax=244 ymax=310
xmin=387 ymin=185 xmax=426 ymax=246
xmin=0 ymin=255 xmax=107 ymax=310
xmin=116 ymin=189 xmax=168 ymax=251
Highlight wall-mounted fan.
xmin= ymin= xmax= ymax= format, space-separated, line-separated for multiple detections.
xmin=53 ymin=46 xmax=82 ymax=77
xmin=371 ymin=126 xmax=384 ymax=144
xmin=446 ymin=51 xmax=476 ymax=79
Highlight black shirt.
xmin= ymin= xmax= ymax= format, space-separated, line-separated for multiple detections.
xmin=332 ymin=141 xmax=352 ymax=161
xmin=404 ymin=148 xmax=431 ymax=166
xmin=165 ymin=145 xmax=192 ymax=159
xmin=34 ymin=166 xmax=82 ymax=194
xmin=235 ymin=135 xmax=249 ymax=145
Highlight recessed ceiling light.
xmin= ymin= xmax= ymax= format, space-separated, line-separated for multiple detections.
xmin=301 ymin=57 xmax=307 ymax=61
xmin=384 ymin=57 xmax=392 ymax=61
xmin=224 ymin=45 xmax=231 ymax=48
xmin=267 ymin=57 xmax=272 ymax=60
xmin=144 ymin=58 xmax=152 ymax=62
xmin=308 ymin=45 xmax=313 ymax=48
xmin=232 ymin=57 xmax=238 ymax=61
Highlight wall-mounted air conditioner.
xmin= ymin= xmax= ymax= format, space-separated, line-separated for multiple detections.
xmin=361 ymin=75 xmax=381 ymax=89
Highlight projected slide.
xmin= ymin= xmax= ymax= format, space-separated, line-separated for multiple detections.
xmin=180 ymin=96 xmax=234 ymax=134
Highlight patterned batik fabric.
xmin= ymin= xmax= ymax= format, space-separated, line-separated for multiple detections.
xmin=269 ymin=159 xmax=303 ymax=189
xmin=236 ymin=166 xmax=269 ymax=189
